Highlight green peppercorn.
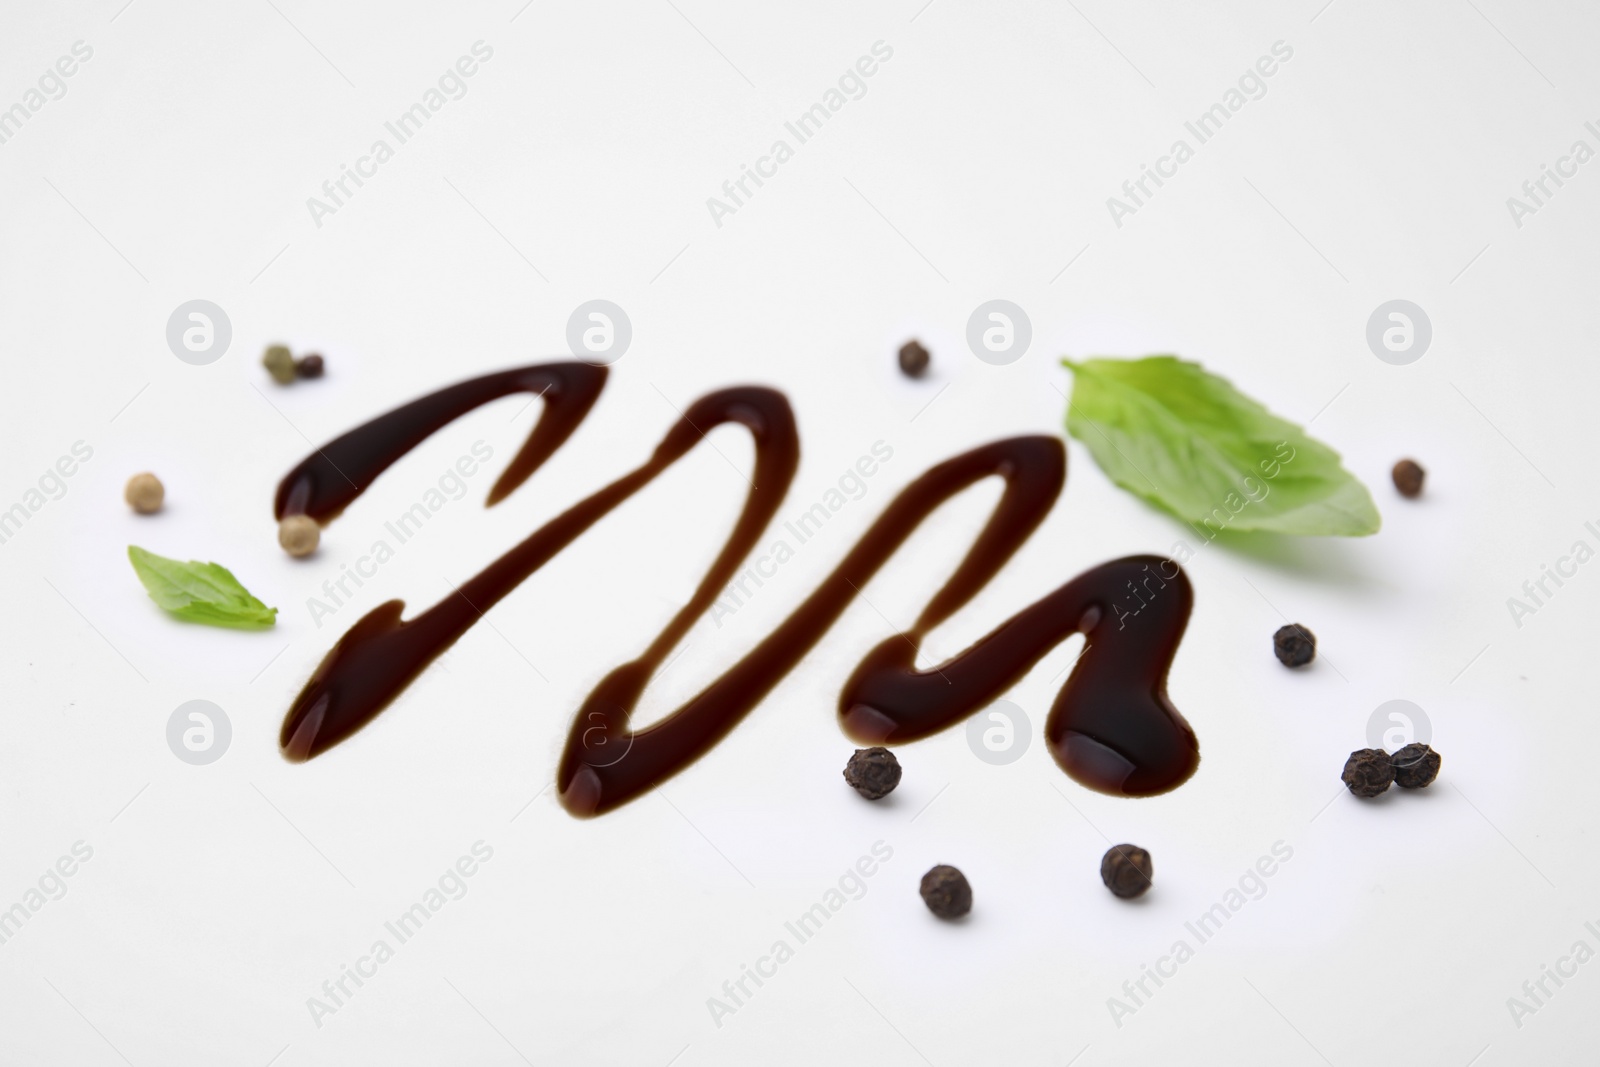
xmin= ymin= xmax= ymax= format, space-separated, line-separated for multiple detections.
xmin=278 ymin=514 xmax=320 ymax=558
xmin=262 ymin=344 xmax=296 ymax=385
xmin=124 ymin=472 xmax=164 ymax=514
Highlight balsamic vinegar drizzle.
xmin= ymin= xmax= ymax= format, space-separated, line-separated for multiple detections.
xmin=275 ymin=362 xmax=607 ymax=522
xmin=277 ymin=363 xmax=1198 ymax=815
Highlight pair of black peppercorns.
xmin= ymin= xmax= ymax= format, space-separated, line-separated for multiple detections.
xmin=916 ymin=847 xmax=1153 ymax=919
xmin=844 ymin=749 xmax=981 ymax=918
xmin=1342 ymin=743 xmax=1441 ymax=797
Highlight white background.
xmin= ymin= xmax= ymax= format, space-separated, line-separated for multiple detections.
xmin=1 ymin=0 xmax=1597 ymax=1064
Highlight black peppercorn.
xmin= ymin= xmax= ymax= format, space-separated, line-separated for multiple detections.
xmin=1392 ymin=459 xmax=1425 ymax=499
xmin=1100 ymin=844 xmax=1153 ymax=899
xmin=843 ymin=746 xmax=902 ymax=800
xmin=1273 ymin=624 xmax=1316 ymax=668
xmin=898 ymin=339 xmax=930 ymax=379
xmin=1342 ymin=748 xmax=1393 ymax=798
xmin=919 ymin=864 xmax=971 ymax=919
xmin=297 ymin=353 xmax=325 ymax=379
xmin=1391 ymin=742 xmax=1441 ymax=788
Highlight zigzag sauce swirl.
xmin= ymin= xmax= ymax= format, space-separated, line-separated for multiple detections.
xmin=277 ymin=362 xmax=1198 ymax=815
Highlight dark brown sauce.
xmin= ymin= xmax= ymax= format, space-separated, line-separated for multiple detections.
xmin=277 ymin=363 xmax=1198 ymax=815
xmin=275 ymin=362 xmax=608 ymax=522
